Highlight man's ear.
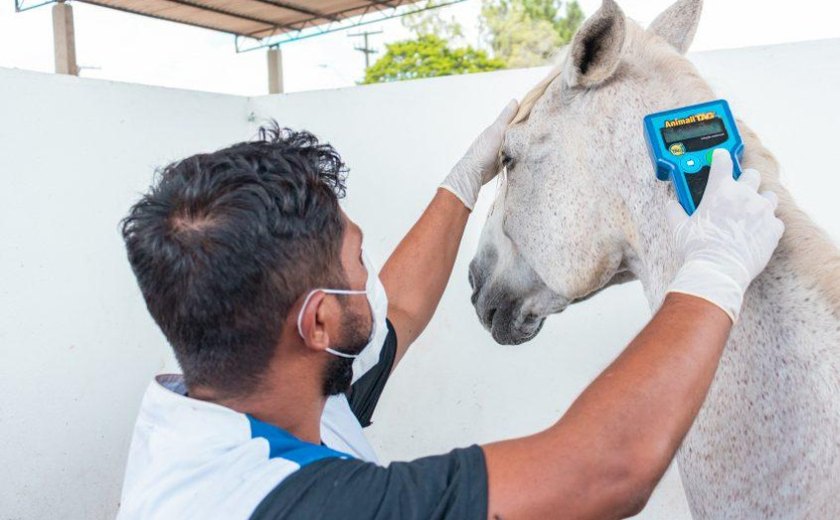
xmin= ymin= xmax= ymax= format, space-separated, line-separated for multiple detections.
xmin=648 ymin=0 xmax=703 ymax=54
xmin=567 ymin=0 xmax=627 ymax=88
xmin=296 ymin=292 xmax=332 ymax=352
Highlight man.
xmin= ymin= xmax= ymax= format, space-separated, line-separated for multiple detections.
xmin=118 ymin=101 xmax=783 ymax=519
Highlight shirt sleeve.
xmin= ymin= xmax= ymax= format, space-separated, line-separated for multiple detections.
xmin=346 ymin=318 xmax=398 ymax=427
xmin=249 ymin=445 xmax=488 ymax=520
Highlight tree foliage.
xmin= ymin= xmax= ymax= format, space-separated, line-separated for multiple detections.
xmin=362 ymin=1 xmax=583 ymax=84
xmin=363 ymin=34 xmax=505 ymax=84
xmin=402 ymin=0 xmax=465 ymax=43
xmin=481 ymin=0 xmax=584 ymax=68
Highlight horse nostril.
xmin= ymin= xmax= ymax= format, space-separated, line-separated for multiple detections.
xmin=485 ymin=307 xmax=497 ymax=327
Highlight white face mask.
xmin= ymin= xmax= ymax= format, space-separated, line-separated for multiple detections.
xmin=296 ymin=250 xmax=389 ymax=384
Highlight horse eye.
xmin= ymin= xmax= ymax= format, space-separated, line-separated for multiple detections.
xmin=501 ymin=152 xmax=515 ymax=169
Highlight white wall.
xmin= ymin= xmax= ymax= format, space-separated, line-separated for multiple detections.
xmin=0 ymin=69 xmax=254 ymax=518
xmin=1 ymin=38 xmax=838 ymax=519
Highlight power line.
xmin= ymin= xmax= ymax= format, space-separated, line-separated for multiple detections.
xmin=348 ymin=30 xmax=383 ymax=70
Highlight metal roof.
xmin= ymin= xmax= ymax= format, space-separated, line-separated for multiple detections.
xmin=15 ymin=0 xmax=466 ymax=50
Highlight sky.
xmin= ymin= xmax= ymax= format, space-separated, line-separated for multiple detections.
xmin=1 ymin=0 xmax=839 ymax=96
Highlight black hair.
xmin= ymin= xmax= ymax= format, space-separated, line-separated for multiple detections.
xmin=122 ymin=124 xmax=349 ymax=398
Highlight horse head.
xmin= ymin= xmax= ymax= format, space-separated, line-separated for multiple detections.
xmin=469 ymin=0 xmax=711 ymax=345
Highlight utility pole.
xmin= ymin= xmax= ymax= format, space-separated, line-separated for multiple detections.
xmin=348 ymin=30 xmax=383 ymax=70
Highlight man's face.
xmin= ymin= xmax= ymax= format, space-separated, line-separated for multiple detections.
xmin=321 ymin=212 xmax=374 ymax=396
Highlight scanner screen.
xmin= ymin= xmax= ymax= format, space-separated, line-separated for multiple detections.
xmin=662 ymin=118 xmax=726 ymax=145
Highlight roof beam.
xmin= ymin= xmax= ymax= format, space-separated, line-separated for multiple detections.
xmin=72 ymin=0 xmax=253 ymax=36
xmin=19 ymin=0 xmax=468 ymax=46
xmin=251 ymin=1 xmax=340 ymax=22
xmin=368 ymin=0 xmax=402 ymax=7
xmin=162 ymin=0 xmax=291 ymax=31
xmin=236 ymin=0 xmax=467 ymax=50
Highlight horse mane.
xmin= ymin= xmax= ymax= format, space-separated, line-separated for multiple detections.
xmin=737 ymin=123 xmax=840 ymax=318
xmin=510 ymin=48 xmax=569 ymax=126
xmin=511 ymin=66 xmax=563 ymax=126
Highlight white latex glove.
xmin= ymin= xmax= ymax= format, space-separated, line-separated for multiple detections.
xmin=441 ymin=99 xmax=519 ymax=210
xmin=666 ymin=149 xmax=785 ymax=322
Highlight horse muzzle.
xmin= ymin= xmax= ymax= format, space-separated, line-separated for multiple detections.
xmin=469 ymin=256 xmax=566 ymax=345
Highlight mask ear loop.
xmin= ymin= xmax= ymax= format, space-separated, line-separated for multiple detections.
xmin=297 ymin=288 xmax=367 ymax=358
xmin=324 ymin=347 xmax=359 ymax=359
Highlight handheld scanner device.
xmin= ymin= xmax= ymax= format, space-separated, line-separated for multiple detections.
xmin=644 ymin=99 xmax=743 ymax=215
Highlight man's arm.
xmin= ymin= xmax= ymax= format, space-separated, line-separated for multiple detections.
xmin=381 ymin=100 xmax=518 ymax=364
xmin=484 ymin=293 xmax=730 ymax=518
xmin=379 ymin=189 xmax=469 ymax=363
xmin=252 ymin=298 xmax=743 ymax=520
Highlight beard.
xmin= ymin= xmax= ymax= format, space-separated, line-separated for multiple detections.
xmin=321 ymin=303 xmax=371 ymax=397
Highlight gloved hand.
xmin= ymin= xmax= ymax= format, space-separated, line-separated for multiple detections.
xmin=441 ymin=99 xmax=519 ymax=210
xmin=666 ymin=149 xmax=785 ymax=322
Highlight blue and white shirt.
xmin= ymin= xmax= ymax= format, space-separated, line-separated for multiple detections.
xmin=118 ymin=321 xmax=487 ymax=519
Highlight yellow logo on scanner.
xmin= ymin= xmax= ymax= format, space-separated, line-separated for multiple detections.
xmin=669 ymin=143 xmax=686 ymax=156
xmin=664 ymin=111 xmax=717 ymax=128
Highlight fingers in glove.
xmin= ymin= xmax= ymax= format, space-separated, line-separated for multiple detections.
xmin=760 ymin=190 xmax=779 ymax=210
xmin=762 ymin=190 xmax=785 ymax=240
xmin=707 ymin=149 xmax=734 ymax=188
xmin=476 ymin=99 xmax=518 ymax=155
xmin=738 ymin=168 xmax=762 ymax=192
xmin=773 ymin=216 xmax=786 ymax=239
xmin=494 ymin=99 xmax=519 ymax=129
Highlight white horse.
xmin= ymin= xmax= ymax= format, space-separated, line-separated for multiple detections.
xmin=468 ymin=0 xmax=840 ymax=517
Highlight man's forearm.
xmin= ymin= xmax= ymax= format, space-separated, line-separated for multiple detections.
xmin=484 ymin=293 xmax=733 ymax=519
xmin=554 ymin=292 xmax=732 ymax=487
xmin=380 ymin=188 xmax=470 ymax=361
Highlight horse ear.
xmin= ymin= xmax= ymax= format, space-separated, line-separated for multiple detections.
xmin=567 ymin=0 xmax=627 ymax=88
xmin=648 ymin=0 xmax=703 ymax=54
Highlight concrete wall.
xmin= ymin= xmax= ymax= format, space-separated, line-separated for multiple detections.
xmin=0 ymin=69 xmax=254 ymax=518
xmin=1 ymin=38 xmax=838 ymax=518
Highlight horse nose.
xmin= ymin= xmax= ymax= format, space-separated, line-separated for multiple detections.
xmin=482 ymin=306 xmax=498 ymax=329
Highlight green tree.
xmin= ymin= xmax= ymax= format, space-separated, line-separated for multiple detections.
xmin=402 ymin=0 xmax=464 ymax=43
xmin=481 ymin=0 xmax=584 ymax=68
xmin=363 ymin=34 xmax=505 ymax=84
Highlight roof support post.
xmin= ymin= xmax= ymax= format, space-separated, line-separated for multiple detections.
xmin=52 ymin=0 xmax=78 ymax=75
xmin=267 ymin=46 xmax=284 ymax=94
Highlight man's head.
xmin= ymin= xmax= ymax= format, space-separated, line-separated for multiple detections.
xmin=122 ymin=125 xmax=373 ymax=400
